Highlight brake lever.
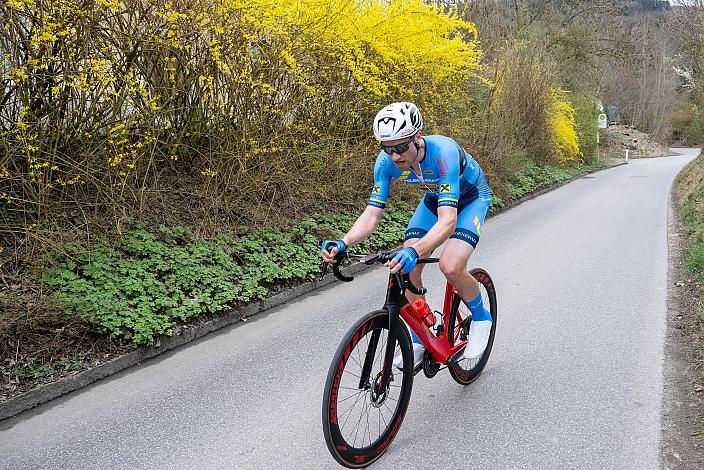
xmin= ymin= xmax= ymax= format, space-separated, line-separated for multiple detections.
xmin=320 ymin=252 xmax=354 ymax=282
xmin=318 ymin=261 xmax=329 ymax=282
xmin=401 ymin=272 xmax=427 ymax=295
xmin=332 ymin=262 xmax=354 ymax=282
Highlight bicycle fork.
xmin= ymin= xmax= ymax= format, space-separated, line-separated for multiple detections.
xmin=359 ymin=273 xmax=406 ymax=401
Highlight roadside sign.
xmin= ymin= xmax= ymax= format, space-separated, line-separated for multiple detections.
xmin=597 ymin=113 xmax=608 ymax=129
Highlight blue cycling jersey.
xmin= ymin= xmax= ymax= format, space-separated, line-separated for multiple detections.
xmin=368 ymin=135 xmax=486 ymax=210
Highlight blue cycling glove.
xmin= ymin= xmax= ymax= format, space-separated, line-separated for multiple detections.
xmin=322 ymin=239 xmax=347 ymax=256
xmin=393 ymin=247 xmax=419 ymax=273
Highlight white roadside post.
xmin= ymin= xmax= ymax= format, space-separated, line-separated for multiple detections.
xmin=597 ymin=112 xmax=607 ymax=161
xmin=625 ymin=148 xmax=629 ymax=163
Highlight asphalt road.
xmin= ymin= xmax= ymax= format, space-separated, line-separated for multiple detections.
xmin=0 ymin=149 xmax=699 ymax=470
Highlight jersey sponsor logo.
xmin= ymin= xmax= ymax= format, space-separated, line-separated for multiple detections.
xmin=399 ymin=171 xmax=411 ymax=181
xmin=438 ymin=199 xmax=458 ymax=208
xmin=437 ymin=155 xmax=448 ymax=178
xmin=423 ymin=170 xmax=433 ymax=175
xmin=405 ymin=228 xmax=428 ymax=240
xmin=452 ymin=228 xmax=479 ymax=245
xmin=368 ymin=200 xmax=386 ymax=209
xmin=372 ymin=185 xmax=382 ymax=194
xmin=439 ymin=183 xmax=451 ymax=193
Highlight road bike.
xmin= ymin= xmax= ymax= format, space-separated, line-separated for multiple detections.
xmin=320 ymin=250 xmax=497 ymax=468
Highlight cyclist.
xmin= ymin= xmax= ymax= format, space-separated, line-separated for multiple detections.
xmin=321 ymin=102 xmax=492 ymax=369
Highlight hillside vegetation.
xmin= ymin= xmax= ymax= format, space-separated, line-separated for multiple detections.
xmin=1 ymin=0 xmax=703 ymax=395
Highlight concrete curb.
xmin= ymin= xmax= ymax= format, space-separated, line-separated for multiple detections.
xmin=0 ymin=160 xmax=627 ymax=422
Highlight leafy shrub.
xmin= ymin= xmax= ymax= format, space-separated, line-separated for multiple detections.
xmin=43 ymin=206 xmax=412 ymax=345
xmin=45 ymin=225 xmax=244 ymax=345
xmin=503 ymin=160 xmax=577 ymax=201
xmin=572 ymin=94 xmax=599 ymax=163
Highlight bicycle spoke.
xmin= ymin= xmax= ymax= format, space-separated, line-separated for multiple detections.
xmin=365 ymin=401 xmax=372 ymax=446
xmin=336 ymin=389 xmax=366 ymax=404
xmin=339 ymin=388 xmax=366 ymax=427
xmin=378 ymin=406 xmax=381 ymax=439
xmin=350 ymin=394 xmax=367 ymax=447
xmin=340 ymin=369 xmax=363 ymax=381
xmin=348 ymin=350 xmax=364 ymax=371
xmin=340 ymin=386 xmax=368 ymax=433
xmin=364 ymin=398 xmax=375 ymax=445
xmin=383 ymin=401 xmax=396 ymax=417
xmin=379 ymin=405 xmax=388 ymax=429
xmin=351 ymin=394 xmax=370 ymax=447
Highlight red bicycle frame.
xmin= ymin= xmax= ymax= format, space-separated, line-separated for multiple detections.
xmin=399 ymin=281 xmax=464 ymax=365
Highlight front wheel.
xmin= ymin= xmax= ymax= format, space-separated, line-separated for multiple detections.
xmin=448 ymin=268 xmax=497 ymax=385
xmin=322 ymin=310 xmax=414 ymax=468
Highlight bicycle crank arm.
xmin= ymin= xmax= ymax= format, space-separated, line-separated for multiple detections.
xmin=446 ymin=345 xmax=466 ymax=366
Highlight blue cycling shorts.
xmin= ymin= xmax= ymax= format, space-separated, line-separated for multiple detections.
xmin=404 ymin=173 xmax=491 ymax=247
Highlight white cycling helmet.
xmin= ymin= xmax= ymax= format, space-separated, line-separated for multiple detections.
xmin=373 ymin=102 xmax=423 ymax=142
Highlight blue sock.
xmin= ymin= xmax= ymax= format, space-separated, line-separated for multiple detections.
xmin=465 ymin=292 xmax=491 ymax=322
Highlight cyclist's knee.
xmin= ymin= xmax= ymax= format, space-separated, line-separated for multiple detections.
xmin=439 ymin=255 xmax=468 ymax=281
xmin=439 ymin=261 xmax=457 ymax=280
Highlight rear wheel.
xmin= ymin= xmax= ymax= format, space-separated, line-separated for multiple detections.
xmin=448 ymin=268 xmax=497 ymax=385
xmin=322 ymin=310 xmax=414 ymax=468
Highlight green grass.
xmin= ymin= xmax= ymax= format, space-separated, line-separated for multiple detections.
xmin=682 ymin=173 xmax=704 ymax=280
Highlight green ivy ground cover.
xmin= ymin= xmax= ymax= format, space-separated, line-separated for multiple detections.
xmin=44 ymin=206 xmax=414 ymax=345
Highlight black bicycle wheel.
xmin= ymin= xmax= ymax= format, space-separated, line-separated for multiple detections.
xmin=322 ymin=309 xmax=414 ymax=468
xmin=448 ymin=268 xmax=497 ymax=385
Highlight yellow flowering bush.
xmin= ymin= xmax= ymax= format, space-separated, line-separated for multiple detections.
xmin=484 ymin=43 xmax=582 ymax=173
xmin=549 ymin=91 xmax=581 ymax=164
xmin=1 ymin=0 xmax=483 ymax=227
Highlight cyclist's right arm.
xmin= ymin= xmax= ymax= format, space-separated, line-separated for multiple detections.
xmin=321 ymin=205 xmax=385 ymax=263
xmin=342 ymin=205 xmax=385 ymax=246
xmin=321 ymin=154 xmax=391 ymax=263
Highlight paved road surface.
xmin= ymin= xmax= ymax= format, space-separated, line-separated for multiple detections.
xmin=0 ymin=149 xmax=699 ymax=469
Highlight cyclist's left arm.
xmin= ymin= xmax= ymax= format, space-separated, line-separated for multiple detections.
xmin=389 ymin=146 xmax=461 ymax=273
xmin=388 ymin=205 xmax=455 ymax=274
xmin=412 ymin=144 xmax=462 ymax=257
xmin=409 ymin=205 xmax=457 ymax=257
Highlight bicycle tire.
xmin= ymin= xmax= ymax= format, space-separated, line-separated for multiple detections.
xmin=448 ymin=268 xmax=497 ymax=385
xmin=322 ymin=309 xmax=414 ymax=468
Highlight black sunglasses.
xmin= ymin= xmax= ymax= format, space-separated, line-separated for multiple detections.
xmin=381 ymin=136 xmax=415 ymax=155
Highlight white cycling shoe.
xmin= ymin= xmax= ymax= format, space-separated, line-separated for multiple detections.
xmin=393 ymin=343 xmax=425 ymax=371
xmin=463 ymin=320 xmax=492 ymax=362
